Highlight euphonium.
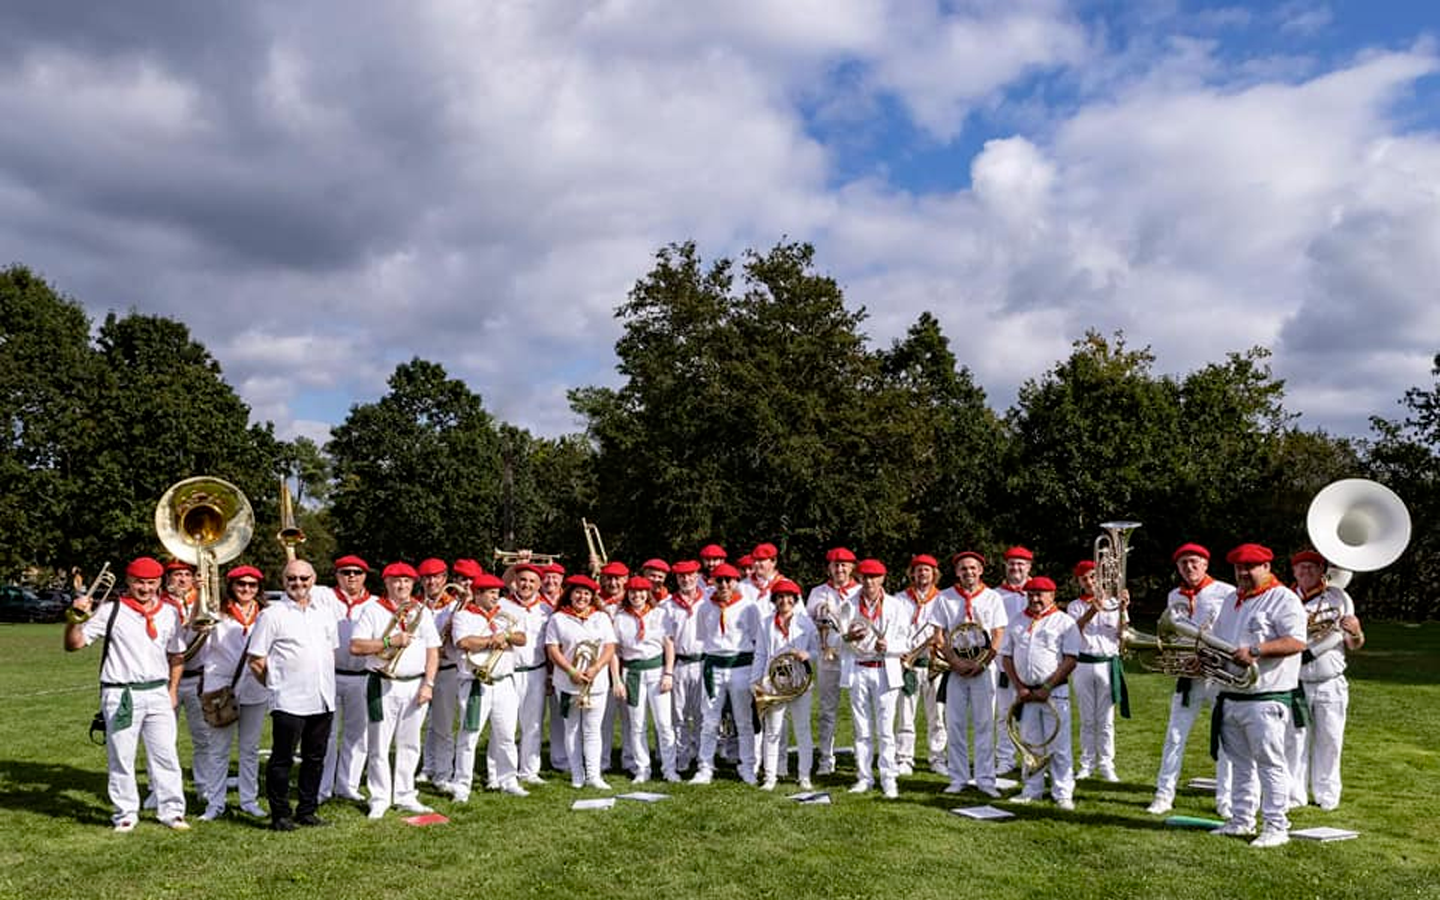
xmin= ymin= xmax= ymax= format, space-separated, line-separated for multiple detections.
xmin=467 ymin=611 xmax=520 ymax=685
xmin=1154 ymin=608 xmax=1258 ymax=689
xmin=571 ymin=639 xmax=602 ymax=710
xmin=1094 ymin=520 xmax=1141 ymax=614
xmin=156 ymin=477 xmax=254 ymax=663
xmin=751 ymin=650 xmax=813 ymax=716
xmin=377 ymin=600 xmax=423 ymax=677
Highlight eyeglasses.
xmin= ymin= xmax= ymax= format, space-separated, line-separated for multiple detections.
xmin=285 ymin=575 xmax=314 ymax=583
xmin=337 ymin=569 xmax=364 ymax=576
xmin=234 ymin=581 xmax=260 ymax=589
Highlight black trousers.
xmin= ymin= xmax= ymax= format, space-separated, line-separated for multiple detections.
xmin=266 ymin=709 xmax=333 ymax=820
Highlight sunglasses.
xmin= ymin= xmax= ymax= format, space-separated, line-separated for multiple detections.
xmin=337 ymin=568 xmax=365 ymax=576
xmin=285 ymin=575 xmax=314 ymax=583
xmin=234 ymin=581 xmax=260 ymax=589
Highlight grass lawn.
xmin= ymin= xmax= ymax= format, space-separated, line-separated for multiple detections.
xmin=1 ymin=621 xmax=1436 ymax=900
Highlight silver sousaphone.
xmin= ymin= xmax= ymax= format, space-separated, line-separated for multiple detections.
xmin=1306 ymin=478 xmax=1411 ymax=588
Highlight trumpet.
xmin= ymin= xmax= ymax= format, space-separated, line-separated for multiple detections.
xmin=752 ymin=650 xmax=813 ymax=716
xmin=571 ymin=639 xmax=602 ymax=710
xmin=493 ymin=548 xmax=561 ymax=567
xmin=377 ymin=600 xmax=423 ymax=677
xmin=65 ymin=563 xmax=117 ymax=624
xmin=582 ymin=519 xmax=607 ymax=577
xmin=466 ymin=611 xmax=520 ymax=684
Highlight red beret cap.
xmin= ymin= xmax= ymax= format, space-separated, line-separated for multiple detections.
xmin=599 ymin=561 xmax=630 ymax=577
xmin=1073 ymin=560 xmax=1097 ymax=576
xmin=472 ymin=573 xmax=506 ymax=591
xmin=950 ymin=550 xmax=986 ymax=567
xmin=542 ymin=563 xmax=565 ymax=576
xmin=164 ymin=560 xmax=195 ymax=573
xmin=1290 ymin=549 xmax=1327 ymax=568
xmin=909 ymin=554 xmax=940 ymax=570
xmin=770 ymin=578 xmax=802 ymax=597
xmin=334 ymin=554 xmax=371 ymax=572
xmin=452 ymin=559 xmax=484 ymax=579
xmin=625 ymin=576 xmax=654 ymax=592
xmin=857 ymin=559 xmax=887 ymax=577
xmin=671 ymin=560 xmax=701 ymax=575
xmin=563 ymin=575 xmax=600 ymax=597
xmin=711 ymin=563 xmax=741 ymax=580
xmin=1171 ymin=543 xmax=1209 ymax=563
xmin=226 ymin=565 xmax=262 ymax=581
xmin=1023 ymin=576 xmax=1057 ymax=592
xmin=1226 ymin=543 xmax=1274 ymax=565
xmin=699 ymin=544 xmax=727 ymax=560
xmin=511 ymin=563 xmax=542 ymax=577
xmin=641 ymin=558 xmax=671 ymax=573
xmin=737 ymin=555 xmax=755 ymax=567
xmin=417 ymin=558 xmax=448 ymax=577
xmin=825 ymin=547 xmax=857 ymax=563
xmin=383 ymin=562 xmax=418 ymax=580
xmin=127 ymin=557 xmax=164 ymax=579
xmin=751 ymin=543 xmax=778 ymax=560
xmin=1003 ymin=546 xmax=1035 ymax=561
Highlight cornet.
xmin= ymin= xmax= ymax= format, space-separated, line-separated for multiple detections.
xmin=571 ymin=639 xmax=602 ymax=710
xmin=466 ymin=611 xmax=521 ymax=685
xmin=377 ymin=600 xmax=423 ymax=677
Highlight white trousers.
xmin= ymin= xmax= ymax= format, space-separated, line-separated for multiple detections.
xmin=761 ymin=691 xmax=813 ymax=783
xmin=814 ymin=658 xmax=843 ymax=769
xmin=896 ymin=669 xmax=946 ymax=767
xmin=622 ymin=667 xmax=677 ymax=778
xmin=453 ymin=676 xmax=519 ymax=797
xmin=102 ymin=685 xmax=185 ymax=824
xmin=365 ymin=677 xmax=426 ymax=812
xmin=1221 ymin=698 xmax=1292 ymax=833
xmin=201 ymin=700 xmax=267 ymax=811
xmin=671 ymin=659 xmax=704 ymax=770
xmin=600 ymin=689 xmax=618 ymax=772
xmin=422 ymin=665 xmax=460 ymax=782
xmin=1072 ymin=660 xmax=1117 ymax=771
xmin=1153 ymin=680 xmax=1233 ymax=810
xmin=512 ymin=666 xmax=548 ymax=779
xmin=1015 ymin=695 xmax=1074 ymax=801
xmin=995 ymin=679 xmax=1018 ymax=771
xmin=944 ymin=669 xmax=997 ymax=788
xmin=177 ymin=674 xmax=214 ymax=797
xmin=849 ymin=666 xmax=899 ymax=784
xmin=321 ymin=672 xmax=370 ymax=800
xmin=548 ymin=692 xmax=569 ymax=770
xmin=1287 ymin=676 xmax=1348 ymax=809
xmin=698 ymin=665 xmax=757 ymax=777
xmin=558 ymin=690 xmax=606 ymax=785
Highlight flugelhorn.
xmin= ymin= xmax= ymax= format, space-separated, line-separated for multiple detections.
xmin=65 ymin=563 xmax=116 ymax=624
xmin=156 ymin=476 xmax=254 ymax=662
xmin=493 ymin=548 xmax=561 ymax=567
xmin=751 ymin=650 xmax=813 ymax=716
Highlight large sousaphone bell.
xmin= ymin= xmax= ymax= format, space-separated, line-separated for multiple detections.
xmin=1306 ymin=479 xmax=1411 ymax=587
xmin=155 ymin=477 xmax=254 ymax=656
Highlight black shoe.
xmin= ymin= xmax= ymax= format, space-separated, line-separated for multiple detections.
xmin=270 ymin=817 xmax=297 ymax=832
xmin=295 ymin=814 xmax=329 ymax=827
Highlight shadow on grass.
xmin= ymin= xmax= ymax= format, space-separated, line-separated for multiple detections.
xmin=0 ymin=759 xmax=113 ymax=824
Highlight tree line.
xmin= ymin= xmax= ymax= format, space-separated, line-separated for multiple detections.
xmin=3 ymin=247 xmax=1436 ymax=618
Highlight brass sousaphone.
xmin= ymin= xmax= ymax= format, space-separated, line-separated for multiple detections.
xmin=156 ymin=476 xmax=254 ymax=661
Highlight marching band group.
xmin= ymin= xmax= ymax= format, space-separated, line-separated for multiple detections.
xmin=63 ymin=537 xmax=1364 ymax=849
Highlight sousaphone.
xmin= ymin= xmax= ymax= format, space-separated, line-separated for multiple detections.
xmin=1306 ymin=479 xmax=1411 ymax=587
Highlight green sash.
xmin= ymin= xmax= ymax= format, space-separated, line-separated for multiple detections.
xmin=100 ymin=680 xmax=167 ymax=731
xmin=1078 ymin=653 xmax=1130 ymax=719
xmin=1210 ymin=689 xmax=1308 ymax=759
xmin=622 ymin=656 xmax=664 ymax=708
xmin=702 ymin=652 xmax=755 ymax=699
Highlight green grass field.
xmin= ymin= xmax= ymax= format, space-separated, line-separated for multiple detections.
xmin=1 ymin=622 xmax=1437 ymax=900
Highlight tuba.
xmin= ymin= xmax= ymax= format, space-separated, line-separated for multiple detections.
xmin=1306 ymin=478 xmax=1412 ymax=585
xmin=466 ymin=610 xmax=520 ymax=684
xmin=156 ymin=477 xmax=254 ymax=662
xmin=751 ymin=650 xmax=813 ymax=716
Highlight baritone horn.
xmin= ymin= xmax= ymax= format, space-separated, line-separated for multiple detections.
xmin=156 ymin=477 xmax=254 ymax=661
xmin=571 ymin=639 xmax=602 ymax=709
xmin=377 ymin=600 xmax=424 ymax=677
xmin=466 ymin=611 xmax=521 ymax=684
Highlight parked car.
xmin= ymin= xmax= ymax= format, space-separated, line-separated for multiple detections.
xmin=0 ymin=585 xmax=68 ymax=623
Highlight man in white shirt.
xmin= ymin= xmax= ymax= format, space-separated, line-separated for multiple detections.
xmin=806 ymin=547 xmax=858 ymax=776
xmin=896 ymin=554 xmax=946 ymax=777
xmin=65 ymin=556 xmax=189 ymax=832
xmin=1066 ymin=559 xmax=1127 ymax=782
xmin=1208 ymin=543 xmax=1306 ymax=848
xmin=993 ymin=545 xmax=1034 ymax=773
xmin=450 ymin=572 xmax=527 ymax=800
xmin=417 ymin=557 xmax=460 ymax=786
xmin=247 ymin=558 xmax=339 ymax=830
xmin=839 ymin=559 xmax=911 ymax=799
xmin=316 ymin=553 xmax=374 ymax=804
xmin=506 ymin=562 xmax=553 ymax=785
xmin=1001 ymin=575 xmax=1080 ymax=809
xmin=690 ymin=564 xmax=762 ymax=785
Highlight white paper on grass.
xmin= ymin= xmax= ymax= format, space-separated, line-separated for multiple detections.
xmin=789 ymin=791 xmax=831 ymax=804
xmin=616 ymin=792 xmax=669 ymax=802
xmin=950 ymin=805 xmax=1015 ymax=820
xmin=1292 ymin=826 xmax=1359 ymax=841
xmin=969 ymin=777 xmax=1018 ymax=790
xmin=571 ymin=798 xmax=616 ymax=810
xmin=1186 ymin=777 xmax=1218 ymax=790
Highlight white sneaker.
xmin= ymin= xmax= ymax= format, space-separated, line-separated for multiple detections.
xmin=415 ymin=772 xmax=431 ymax=784
xmin=977 ymin=785 xmax=1002 ymax=799
xmin=632 ymin=769 xmax=650 ymax=784
xmin=199 ymin=805 xmax=225 ymax=822
xmin=1318 ymin=800 xmax=1339 ymax=811
xmin=113 ymin=817 xmax=137 ymax=833
xmin=848 ymin=780 xmax=872 ymax=794
xmin=662 ymin=771 xmax=682 ymax=783
xmin=896 ymin=763 xmax=914 ymax=776
xmin=1010 ymin=793 xmax=1040 ymax=805
xmin=521 ymin=774 xmax=547 ymax=786
xmin=500 ymin=782 xmax=530 ymax=797
xmin=1056 ymin=797 xmax=1075 ymax=811
xmin=690 ymin=769 xmax=713 ymax=785
xmin=432 ymin=780 xmax=457 ymax=797
xmin=240 ymin=802 xmax=267 ymax=817
xmin=1146 ymin=798 xmax=1173 ymax=816
xmin=881 ymin=779 xmax=899 ymax=799
xmin=760 ymin=778 xmax=777 ymax=792
xmin=586 ymin=777 xmax=612 ymax=791
xmin=452 ymin=791 xmax=470 ymax=804
xmin=1251 ymin=830 xmax=1290 ymax=848
xmin=943 ymin=782 xmax=967 ymax=794
xmin=816 ymin=760 xmax=835 ymax=776
xmin=367 ymin=805 xmax=386 ymax=820
xmin=797 ymin=778 xmax=813 ymax=791
xmin=739 ymin=770 xmax=758 ymax=786
xmin=395 ymin=801 xmax=434 ymax=815
xmin=1100 ymin=768 xmax=1120 ymax=783
xmin=162 ymin=817 xmax=191 ymax=831
xmin=1211 ymin=821 xmax=1256 ymax=837
xmin=1075 ymin=766 xmax=1093 ymax=780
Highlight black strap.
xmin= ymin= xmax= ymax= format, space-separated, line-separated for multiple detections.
xmin=228 ymin=634 xmax=253 ymax=689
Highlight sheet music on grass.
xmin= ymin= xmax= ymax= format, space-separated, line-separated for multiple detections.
xmin=790 ymin=791 xmax=831 ymax=804
xmin=951 ymin=805 xmax=1015 ymax=820
xmin=571 ymin=797 xmax=616 ymax=811
xmin=1293 ymin=826 xmax=1359 ymax=841
xmin=616 ymin=792 xmax=669 ymax=802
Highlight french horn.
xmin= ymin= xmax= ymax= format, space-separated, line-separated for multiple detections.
xmin=751 ymin=650 xmax=813 ymax=716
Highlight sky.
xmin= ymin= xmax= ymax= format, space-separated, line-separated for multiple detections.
xmin=2 ymin=1 xmax=1437 ymax=444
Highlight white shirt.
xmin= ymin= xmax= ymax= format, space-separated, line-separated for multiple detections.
xmin=995 ymin=584 xmax=1029 ymax=628
xmin=838 ymin=591 xmax=910 ymax=691
xmin=663 ymin=589 xmax=708 ymax=658
xmin=753 ymin=612 xmax=819 ymax=678
xmin=1212 ymin=579 xmax=1305 ymax=694
xmin=201 ymin=609 xmax=268 ymax=705
xmin=612 ymin=604 xmax=672 ymax=661
xmin=1300 ymin=584 xmax=1354 ymax=683
xmin=249 ymin=595 xmax=338 ymax=715
xmin=452 ymin=599 xmax=525 ymax=682
xmin=899 ymin=585 xmax=940 ymax=649
xmin=924 ymin=584 xmax=1007 ymax=668
xmin=1001 ymin=606 xmax=1081 ymax=698
xmin=696 ymin=591 xmax=762 ymax=656
xmin=805 ymin=580 xmax=858 ymax=661
xmin=545 ymin=609 xmax=618 ymax=695
xmin=1166 ymin=577 xmax=1233 ymax=630
xmin=1067 ymin=597 xmax=1122 ymax=656
xmin=352 ymin=599 xmax=441 ymax=679
xmin=312 ymin=584 xmax=374 ymax=674
xmin=508 ymin=595 xmax=554 ymax=669
xmin=80 ymin=598 xmax=186 ymax=684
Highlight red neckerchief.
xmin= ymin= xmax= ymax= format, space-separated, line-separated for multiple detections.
xmin=859 ymin=593 xmax=884 ymax=628
xmin=336 ymin=587 xmax=371 ymax=619
xmin=375 ymin=596 xmax=414 ymax=633
xmin=957 ymin=582 xmax=987 ymax=622
xmin=906 ymin=585 xmax=939 ymax=624
xmin=516 ymin=593 xmax=543 ymax=612
xmin=540 ymin=593 xmax=560 ymax=610
xmin=226 ymin=601 xmax=258 ymax=634
xmin=1023 ymin=604 xmax=1061 ymax=633
xmin=121 ymin=595 xmax=162 ymax=639
xmin=560 ymin=606 xmax=594 ymax=622
xmin=599 ymin=591 xmax=623 ymax=608
xmin=1296 ymin=583 xmax=1326 ymax=603
xmin=1078 ymin=593 xmax=1095 ymax=604
xmin=671 ymin=590 xmax=702 ymax=614
xmin=1236 ymin=574 xmax=1279 ymax=607
xmin=159 ymin=590 xmax=187 ymax=616
xmin=774 ymin=612 xmax=792 ymax=640
xmin=652 ymin=586 xmax=670 ymax=603
xmin=1177 ymin=576 xmax=1214 ymax=617
xmin=621 ymin=604 xmax=650 ymax=642
xmin=828 ymin=579 xmax=858 ymax=596
xmin=711 ymin=590 xmax=742 ymax=635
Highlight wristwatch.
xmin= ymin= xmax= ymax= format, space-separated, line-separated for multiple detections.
xmin=1249 ymin=644 xmax=1262 ymax=660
